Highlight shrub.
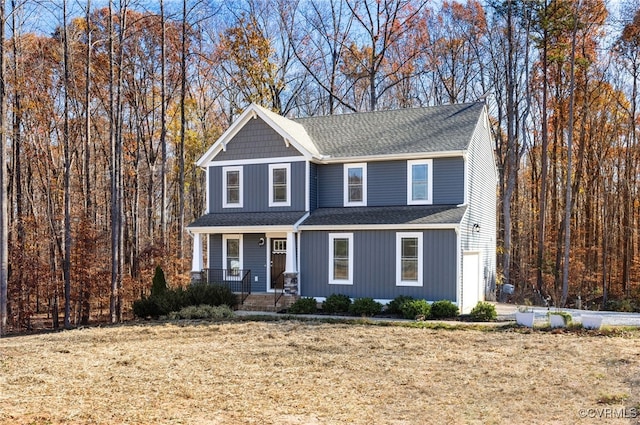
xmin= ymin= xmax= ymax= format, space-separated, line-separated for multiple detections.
xmin=469 ymin=301 xmax=497 ymax=322
xmin=430 ymin=300 xmax=459 ymax=319
xmin=401 ymin=299 xmax=431 ymax=320
xmin=349 ymin=298 xmax=382 ymax=317
xmin=151 ymin=266 xmax=168 ymax=296
xmin=323 ymin=293 xmax=352 ymax=314
xmin=185 ymin=283 xmax=238 ymax=309
xmin=288 ymin=297 xmax=318 ymax=314
xmin=168 ymin=304 xmax=235 ymax=320
xmin=386 ymin=295 xmax=414 ymax=315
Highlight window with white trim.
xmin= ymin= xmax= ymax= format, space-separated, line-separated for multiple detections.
xmin=344 ymin=163 xmax=367 ymax=206
xmin=396 ymin=232 xmax=423 ymax=286
xmin=222 ymin=166 xmax=243 ymax=208
xmin=407 ymin=159 xmax=432 ymax=205
xmin=223 ymin=234 xmax=243 ymax=276
xmin=329 ymin=233 xmax=353 ymax=285
xmin=269 ymin=163 xmax=291 ymax=207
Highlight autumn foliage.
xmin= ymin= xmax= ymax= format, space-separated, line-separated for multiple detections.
xmin=1 ymin=0 xmax=640 ymax=333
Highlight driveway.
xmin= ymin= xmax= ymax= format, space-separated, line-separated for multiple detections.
xmin=494 ymin=303 xmax=640 ymax=327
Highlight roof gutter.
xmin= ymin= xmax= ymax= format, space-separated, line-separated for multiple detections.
xmin=315 ymin=150 xmax=467 ymax=164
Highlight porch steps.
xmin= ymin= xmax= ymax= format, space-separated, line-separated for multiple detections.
xmin=237 ymin=293 xmax=299 ymax=312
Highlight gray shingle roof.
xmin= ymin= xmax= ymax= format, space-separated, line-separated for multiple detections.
xmin=300 ymin=205 xmax=467 ymax=227
xmin=188 ymin=211 xmax=307 ymax=228
xmin=293 ymin=102 xmax=484 ymax=158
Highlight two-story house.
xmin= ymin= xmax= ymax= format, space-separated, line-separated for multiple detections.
xmin=187 ymin=102 xmax=496 ymax=313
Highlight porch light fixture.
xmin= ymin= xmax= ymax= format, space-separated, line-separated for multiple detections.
xmin=473 ymin=223 xmax=481 ymax=233
xmin=259 ymin=237 xmax=265 ymax=246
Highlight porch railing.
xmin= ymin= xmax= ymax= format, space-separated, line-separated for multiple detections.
xmin=272 ymin=271 xmax=285 ymax=308
xmin=201 ymin=268 xmax=251 ymax=304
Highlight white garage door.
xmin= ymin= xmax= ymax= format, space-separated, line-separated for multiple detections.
xmin=462 ymin=252 xmax=482 ymax=314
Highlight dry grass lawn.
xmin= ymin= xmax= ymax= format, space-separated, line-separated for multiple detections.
xmin=1 ymin=319 xmax=639 ymax=425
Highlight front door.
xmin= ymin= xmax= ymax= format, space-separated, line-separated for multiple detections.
xmin=270 ymin=239 xmax=287 ymax=290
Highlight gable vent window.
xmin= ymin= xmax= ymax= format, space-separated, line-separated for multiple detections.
xmin=407 ymin=159 xmax=432 ymax=205
xmin=222 ymin=166 xmax=243 ymax=208
xmin=269 ymin=163 xmax=291 ymax=207
xmin=344 ymin=163 xmax=367 ymax=207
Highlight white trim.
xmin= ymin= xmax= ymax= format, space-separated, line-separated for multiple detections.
xmin=196 ymin=104 xmax=318 ymax=167
xmin=343 ymin=163 xmax=367 ymax=207
xmin=269 ymin=163 xmax=291 ymax=207
xmin=222 ymin=234 xmax=243 ymax=273
xmin=305 ymin=161 xmax=310 ymax=212
xmin=396 ymin=232 xmax=423 ymax=287
xmin=206 ymin=233 xmax=211 ymax=269
xmin=316 ymin=150 xmax=466 ymax=164
xmin=205 ymin=167 xmax=210 ymax=213
xmin=299 ymin=223 xmax=459 ymax=231
xmin=189 ymin=225 xmax=299 ymax=234
xmin=328 ymin=233 xmax=354 ymax=285
xmin=462 ymin=152 xmax=469 ymax=206
xmin=407 ymin=159 xmax=433 ymax=205
xmin=210 ymin=156 xmax=306 ymax=167
xmin=222 ymin=165 xmax=243 ymax=208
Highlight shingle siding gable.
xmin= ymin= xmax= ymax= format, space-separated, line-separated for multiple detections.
xmin=214 ymin=116 xmax=303 ymax=161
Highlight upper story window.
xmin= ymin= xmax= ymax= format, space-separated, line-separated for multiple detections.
xmin=329 ymin=233 xmax=353 ymax=285
xmin=269 ymin=163 xmax=291 ymax=207
xmin=222 ymin=166 xmax=243 ymax=208
xmin=407 ymin=159 xmax=433 ymax=205
xmin=344 ymin=163 xmax=367 ymax=206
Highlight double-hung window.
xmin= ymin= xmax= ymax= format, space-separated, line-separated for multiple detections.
xmin=396 ymin=232 xmax=423 ymax=286
xmin=223 ymin=235 xmax=243 ymax=277
xmin=344 ymin=163 xmax=367 ymax=206
xmin=269 ymin=163 xmax=291 ymax=207
xmin=222 ymin=166 xmax=243 ymax=208
xmin=329 ymin=233 xmax=353 ymax=285
xmin=407 ymin=159 xmax=432 ymax=205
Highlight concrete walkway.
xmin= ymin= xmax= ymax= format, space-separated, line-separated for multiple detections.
xmin=236 ymin=303 xmax=640 ymax=327
xmin=493 ymin=302 xmax=640 ymax=327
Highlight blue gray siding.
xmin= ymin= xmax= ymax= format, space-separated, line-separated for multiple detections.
xmin=209 ymin=162 xmax=306 ymax=212
xmin=300 ymin=229 xmax=457 ymax=300
xmin=317 ymin=164 xmax=343 ymax=207
xmin=309 ymin=162 xmax=318 ymax=211
xmin=215 ymin=117 xmax=303 ymax=161
xmin=208 ymin=233 xmax=267 ymax=292
xmin=316 ymin=158 xmax=464 ymax=207
xmin=433 ymin=157 xmax=465 ymax=205
xmin=460 ymin=109 xmax=497 ymax=300
xmin=243 ymin=233 xmax=268 ymax=292
xmin=368 ymin=161 xmax=406 ymax=206
xmin=209 ymin=234 xmax=222 ymax=268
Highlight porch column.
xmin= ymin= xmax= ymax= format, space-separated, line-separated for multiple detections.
xmin=191 ymin=232 xmax=203 ymax=282
xmin=285 ymin=232 xmax=297 ymax=274
xmin=284 ymin=231 xmax=298 ymax=295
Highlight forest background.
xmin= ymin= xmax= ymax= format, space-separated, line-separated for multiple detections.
xmin=0 ymin=0 xmax=639 ymax=334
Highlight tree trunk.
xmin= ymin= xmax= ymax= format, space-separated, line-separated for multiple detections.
xmin=62 ymin=0 xmax=73 ymax=329
xmin=0 ymin=0 xmax=8 ymax=337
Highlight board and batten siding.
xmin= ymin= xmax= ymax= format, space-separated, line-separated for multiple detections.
xmin=214 ymin=116 xmax=303 ymax=161
xmin=461 ymin=109 xmax=497 ymax=301
xmin=309 ymin=162 xmax=318 ymax=211
xmin=208 ymin=162 xmax=306 ymax=213
xmin=300 ymin=229 xmax=457 ymax=300
xmin=208 ymin=233 xmax=267 ymax=291
xmin=316 ymin=158 xmax=464 ymax=207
